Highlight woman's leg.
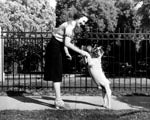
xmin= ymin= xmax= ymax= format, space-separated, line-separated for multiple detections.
xmin=53 ymin=82 xmax=62 ymax=101
xmin=53 ymin=82 xmax=71 ymax=109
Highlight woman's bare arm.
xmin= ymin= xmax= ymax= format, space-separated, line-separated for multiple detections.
xmin=64 ymin=46 xmax=72 ymax=60
xmin=64 ymin=26 xmax=90 ymax=57
xmin=64 ymin=36 xmax=90 ymax=58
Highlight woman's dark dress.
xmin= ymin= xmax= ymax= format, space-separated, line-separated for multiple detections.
xmin=44 ymin=36 xmax=64 ymax=82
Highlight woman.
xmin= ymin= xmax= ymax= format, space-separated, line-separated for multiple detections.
xmin=44 ymin=15 xmax=90 ymax=109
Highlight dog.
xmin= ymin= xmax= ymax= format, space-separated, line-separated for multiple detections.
xmin=83 ymin=45 xmax=112 ymax=109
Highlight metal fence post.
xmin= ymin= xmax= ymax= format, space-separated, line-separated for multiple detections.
xmin=0 ymin=27 xmax=5 ymax=82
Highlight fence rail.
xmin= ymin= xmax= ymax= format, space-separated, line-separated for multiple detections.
xmin=0 ymin=29 xmax=150 ymax=92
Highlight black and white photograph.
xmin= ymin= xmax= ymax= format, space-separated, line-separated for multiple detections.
xmin=0 ymin=0 xmax=150 ymax=120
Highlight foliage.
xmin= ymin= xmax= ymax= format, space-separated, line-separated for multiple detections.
xmin=0 ymin=0 xmax=56 ymax=31
xmin=1 ymin=0 xmax=150 ymax=73
xmin=137 ymin=0 xmax=150 ymax=29
xmin=56 ymin=0 xmax=77 ymax=26
xmin=0 ymin=0 xmax=150 ymax=32
xmin=81 ymin=0 xmax=118 ymax=32
xmin=115 ymin=0 xmax=142 ymax=31
xmin=0 ymin=0 xmax=56 ymax=72
xmin=56 ymin=0 xmax=118 ymax=32
xmin=116 ymin=0 xmax=150 ymax=30
xmin=3 ymin=31 xmax=50 ymax=73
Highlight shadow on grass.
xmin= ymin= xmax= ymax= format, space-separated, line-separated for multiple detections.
xmin=6 ymin=91 xmax=55 ymax=109
xmin=42 ymin=96 xmax=103 ymax=108
xmin=6 ymin=91 xmax=103 ymax=109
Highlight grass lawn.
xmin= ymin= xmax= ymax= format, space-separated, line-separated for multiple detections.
xmin=1 ymin=75 xmax=150 ymax=120
xmin=0 ymin=88 xmax=150 ymax=120
xmin=0 ymin=109 xmax=150 ymax=120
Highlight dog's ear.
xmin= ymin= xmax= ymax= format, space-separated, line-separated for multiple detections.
xmin=97 ymin=46 xmax=102 ymax=50
xmin=86 ymin=45 xmax=92 ymax=53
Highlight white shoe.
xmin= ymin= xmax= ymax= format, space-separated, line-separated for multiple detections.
xmin=55 ymin=100 xmax=71 ymax=109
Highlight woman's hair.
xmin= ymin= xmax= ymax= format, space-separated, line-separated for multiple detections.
xmin=73 ymin=13 xmax=88 ymax=20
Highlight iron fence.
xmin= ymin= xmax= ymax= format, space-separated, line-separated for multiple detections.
xmin=0 ymin=29 xmax=150 ymax=92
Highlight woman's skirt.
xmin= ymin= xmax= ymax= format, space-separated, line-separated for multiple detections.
xmin=44 ymin=36 xmax=64 ymax=82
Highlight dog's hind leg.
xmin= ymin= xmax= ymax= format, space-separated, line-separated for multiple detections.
xmin=105 ymin=84 xmax=112 ymax=109
xmin=100 ymin=85 xmax=107 ymax=107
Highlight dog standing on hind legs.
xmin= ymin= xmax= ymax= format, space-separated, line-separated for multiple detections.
xmin=83 ymin=45 xmax=112 ymax=109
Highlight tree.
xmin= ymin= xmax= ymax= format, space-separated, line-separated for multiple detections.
xmin=0 ymin=0 xmax=56 ymax=31
xmin=136 ymin=0 xmax=150 ymax=29
xmin=0 ymin=0 xmax=57 ymax=73
xmin=82 ymin=0 xmax=118 ymax=32
xmin=115 ymin=0 xmax=149 ymax=31
xmin=56 ymin=0 xmax=118 ymax=32
xmin=115 ymin=0 xmax=142 ymax=32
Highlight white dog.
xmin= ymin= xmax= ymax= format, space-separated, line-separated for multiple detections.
xmin=84 ymin=45 xmax=112 ymax=109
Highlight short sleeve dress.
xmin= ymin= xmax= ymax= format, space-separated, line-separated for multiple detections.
xmin=44 ymin=21 xmax=76 ymax=82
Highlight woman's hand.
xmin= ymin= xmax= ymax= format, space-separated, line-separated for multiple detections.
xmin=81 ymin=50 xmax=93 ymax=66
xmin=64 ymin=46 xmax=72 ymax=60
xmin=81 ymin=50 xmax=91 ymax=58
xmin=66 ymin=54 xmax=72 ymax=60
